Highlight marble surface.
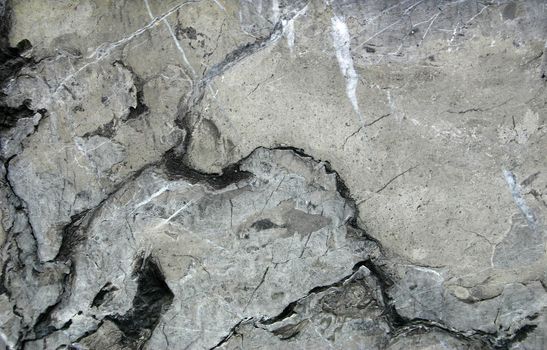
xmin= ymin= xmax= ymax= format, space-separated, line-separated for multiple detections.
xmin=0 ymin=0 xmax=546 ymax=349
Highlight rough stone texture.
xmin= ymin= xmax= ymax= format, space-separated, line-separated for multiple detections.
xmin=0 ymin=0 xmax=546 ymax=349
xmin=217 ymin=267 xmax=487 ymax=350
xmin=18 ymin=148 xmax=368 ymax=349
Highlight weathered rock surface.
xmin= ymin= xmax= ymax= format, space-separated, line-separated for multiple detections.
xmin=0 ymin=0 xmax=546 ymax=349
xmin=19 ymin=148 xmax=368 ymax=349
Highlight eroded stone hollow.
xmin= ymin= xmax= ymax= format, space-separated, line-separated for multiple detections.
xmin=0 ymin=0 xmax=546 ymax=349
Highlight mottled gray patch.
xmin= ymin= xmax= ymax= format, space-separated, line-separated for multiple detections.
xmin=493 ymin=214 xmax=545 ymax=268
xmin=282 ymin=208 xmax=331 ymax=238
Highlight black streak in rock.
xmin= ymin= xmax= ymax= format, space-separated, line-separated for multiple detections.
xmin=91 ymin=282 xmax=119 ymax=308
xmin=0 ymin=1 xmax=31 ymax=84
xmin=163 ymin=148 xmax=252 ymax=189
xmin=54 ymin=210 xmax=90 ymax=262
xmin=361 ymin=260 xmax=406 ymax=328
xmin=266 ymin=146 xmax=382 ymax=247
xmin=251 ymin=219 xmax=280 ymax=231
xmin=201 ymin=2 xmax=309 ymax=85
xmin=0 ymin=2 xmax=47 ymax=157
xmin=107 ymin=255 xmax=174 ymax=347
xmin=260 ymin=261 xmax=370 ymax=326
xmin=112 ymin=60 xmax=149 ymax=121
xmin=28 ymin=268 xmax=74 ymax=342
xmin=81 ymin=119 xmax=116 ymax=139
xmin=0 ymin=102 xmax=33 ymax=130
xmin=209 ymin=317 xmax=252 ymax=350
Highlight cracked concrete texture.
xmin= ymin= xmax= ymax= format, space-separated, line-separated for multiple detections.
xmin=0 ymin=0 xmax=546 ymax=349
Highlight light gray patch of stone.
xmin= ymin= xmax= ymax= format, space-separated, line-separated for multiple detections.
xmin=493 ymin=214 xmax=545 ymax=268
xmin=216 ymin=266 xmax=487 ymax=350
xmin=73 ymin=135 xmax=127 ymax=178
xmin=389 ymin=265 xmax=547 ymax=343
xmin=0 ymin=112 xmax=41 ymax=159
xmin=4 ymin=56 xmax=187 ymax=262
xmin=30 ymin=148 xmax=364 ymax=349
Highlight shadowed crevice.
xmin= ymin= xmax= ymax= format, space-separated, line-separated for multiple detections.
xmin=107 ymin=255 xmax=174 ymax=348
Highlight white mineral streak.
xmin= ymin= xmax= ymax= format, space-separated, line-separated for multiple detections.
xmin=283 ymin=5 xmax=307 ymax=54
xmin=144 ymin=0 xmax=197 ymax=79
xmin=271 ymin=0 xmax=280 ymax=23
xmin=331 ymin=16 xmax=364 ymax=125
xmin=503 ymin=170 xmax=537 ymax=229
xmin=211 ymin=0 xmax=226 ymax=12
xmin=285 ymin=19 xmax=295 ymax=51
